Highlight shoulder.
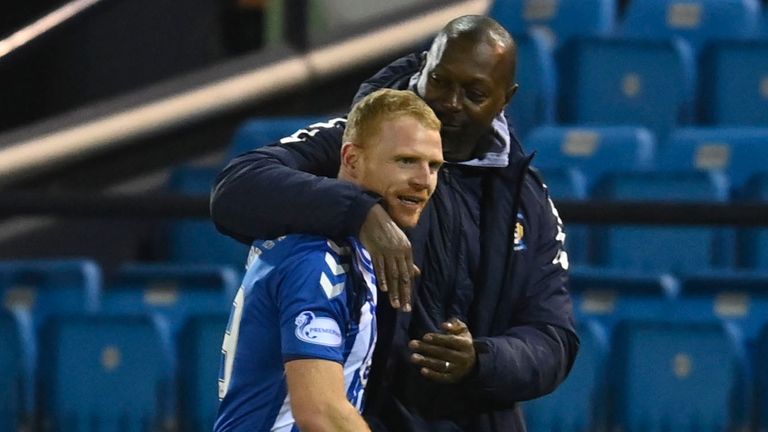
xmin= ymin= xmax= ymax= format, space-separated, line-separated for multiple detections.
xmin=244 ymin=235 xmax=355 ymax=299
xmin=352 ymin=53 xmax=422 ymax=105
xmin=248 ymin=235 xmax=350 ymax=269
xmin=276 ymin=117 xmax=347 ymax=146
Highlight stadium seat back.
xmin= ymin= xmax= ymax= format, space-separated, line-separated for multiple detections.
xmin=166 ymin=166 xmax=249 ymax=268
xmin=489 ymin=0 xmax=616 ymax=49
xmin=558 ymin=38 xmax=696 ymax=139
xmin=569 ymin=266 xmax=679 ymax=332
xmin=0 ymin=309 xmax=28 ymax=431
xmin=677 ymin=271 xmax=768 ymax=343
xmin=528 ymin=125 xmax=656 ymax=188
xmin=621 ymin=0 xmax=761 ymax=53
xmin=609 ymin=321 xmax=750 ymax=431
xmin=699 ymin=41 xmax=768 ymax=126
xmin=0 ymin=259 xmax=101 ymax=329
xmin=758 ymin=325 xmax=768 ymax=429
xmin=738 ymin=173 xmax=768 ymax=269
xmin=102 ymin=264 xmax=238 ymax=338
xmin=538 ymin=167 xmax=589 ymax=264
xmin=591 ymin=172 xmax=732 ymax=272
xmin=524 ymin=320 xmax=608 ymax=431
xmin=505 ymin=30 xmax=557 ymax=139
xmin=178 ymin=313 xmax=229 ymax=432
xmin=38 ymin=314 xmax=174 ymax=431
xmin=659 ymin=127 xmax=768 ymax=193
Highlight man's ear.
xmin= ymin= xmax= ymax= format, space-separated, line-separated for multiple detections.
xmin=341 ymin=143 xmax=361 ymax=178
xmin=504 ymin=83 xmax=519 ymax=107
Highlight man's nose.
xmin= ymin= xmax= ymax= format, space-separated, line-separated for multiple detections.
xmin=441 ymin=87 xmax=462 ymax=113
xmin=409 ymin=163 xmax=431 ymax=190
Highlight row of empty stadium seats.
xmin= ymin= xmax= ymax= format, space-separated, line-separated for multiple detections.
xmin=545 ymin=169 xmax=767 ymax=270
xmin=490 ymin=0 xmax=768 ymax=51
xmin=165 ymin=120 xmax=768 ymax=273
xmin=527 ymin=318 xmax=761 ymax=431
xmin=0 ymin=259 xmax=237 ymax=431
xmin=4 ymin=258 xmax=768 ymax=431
xmin=509 ymin=33 xmax=768 ymax=138
xmin=531 ymin=126 xmax=768 ymax=193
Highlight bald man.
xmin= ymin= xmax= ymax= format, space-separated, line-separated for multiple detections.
xmin=212 ymin=15 xmax=578 ymax=432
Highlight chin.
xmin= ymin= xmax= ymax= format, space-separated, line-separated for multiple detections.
xmin=393 ymin=213 xmax=421 ymax=229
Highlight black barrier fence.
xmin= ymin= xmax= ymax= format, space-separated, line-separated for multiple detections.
xmin=1 ymin=192 xmax=768 ymax=226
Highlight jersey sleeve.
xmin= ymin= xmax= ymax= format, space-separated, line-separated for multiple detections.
xmin=274 ymin=247 xmax=351 ymax=364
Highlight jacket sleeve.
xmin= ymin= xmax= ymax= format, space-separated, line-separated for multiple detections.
xmin=463 ymin=185 xmax=579 ymax=407
xmin=210 ymin=119 xmax=380 ymax=244
xmin=352 ymin=53 xmax=422 ymax=105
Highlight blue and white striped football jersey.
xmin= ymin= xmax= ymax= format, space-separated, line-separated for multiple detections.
xmin=214 ymin=235 xmax=377 ymax=432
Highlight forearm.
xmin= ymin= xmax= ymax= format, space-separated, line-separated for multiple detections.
xmin=296 ymin=401 xmax=371 ymax=432
xmin=286 ymin=359 xmax=371 ymax=432
xmin=211 ymin=145 xmax=378 ymax=243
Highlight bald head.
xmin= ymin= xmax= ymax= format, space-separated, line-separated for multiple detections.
xmin=415 ymin=15 xmax=519 ymax=161
xmin=434 ymin=15 xmax=517 ymax=83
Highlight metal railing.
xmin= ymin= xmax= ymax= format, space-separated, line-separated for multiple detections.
xmin=0 ymin=192 xmax=767 ymax=226
xmin=0 ymin=0 xmax=106 ymax=61
xmin=0 ymin=0 xmax=491 ymax=188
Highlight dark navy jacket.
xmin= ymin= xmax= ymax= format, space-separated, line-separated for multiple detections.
xmin=211 ymin=53 xmax=579 ymax=432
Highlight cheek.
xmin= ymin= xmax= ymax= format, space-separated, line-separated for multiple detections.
xmin=364 ymin=169 xmax=394 ymax=195
xmin=467 ymin=105 xmax=499 ymax=129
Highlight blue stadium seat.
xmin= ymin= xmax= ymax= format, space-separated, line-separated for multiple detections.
xmin=764 ymin=7 xmax=768 ymax=38
xmin=38 ymin=314 xmax=175 ymax=431
xmin=0 ymin=309 xmax=34 ymax=432
xmin=569 ymin=266 xmax=679 ymax=331
xmin=527 ymin=125 xmax=656 ymax=189
xmin=489 ymin=0 xmax=616 ymax=49
xmin=524 ymin=320 xmax=608 ymax=432
xmin=621 ymin=0 xmax=762 ymax=54
xmin=558 ymin=38 xmax=696 ymax=139
xmin=102 ymin=264 xmax=238 ymax=338
xmin=537 ymin=167 xmax=589 ymax=264
xmin=758 ymin=324 xmax=768 ymax=430
xmin=537 ymin=167 xmax=588 ymax=201
xmin=178 ymin=313 xmax=229 ymax=432
xmin=676 ymin=271 xmax=768 ymax=344
xmin=505 ymin=30 xmax=556 ymax=139
xmin=0 ymin=259 xmax=101 ymax=329
xmin=228 ymin=116 xmax=328 ymax=158
xmin=166 ymin=166 xmax=249 ymax=269
xmin=658 ymin=127 xmax=768 ymax=194
xmin=591 ymin=171 xmax=733 ymax=272
xmin=608 ymin=320 xmax=750 ymax=431
xmin=699 ymin=40 xmax=768 ymax=126
xmin=739 ymin=173 xmax=768 ymax=269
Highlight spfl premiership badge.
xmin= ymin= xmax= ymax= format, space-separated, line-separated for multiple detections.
xmin=514 ymin=212 xmax=527 ymax=251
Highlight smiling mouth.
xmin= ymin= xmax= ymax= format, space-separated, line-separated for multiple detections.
xmin=397 ymin=195 xmax=426 ymax=207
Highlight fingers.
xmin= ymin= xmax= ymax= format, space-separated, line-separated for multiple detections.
xmin=373 ymin=251 xmax=414 ymax=312
xmin=358 ymin=205 xmax=415 ymax=312
xmin=396 ymin=254 xmax=412 ymax=313
xmin=441 ymin=317 xmax=469 ymax=335
xmin=418 ymin=368 xmax=453 ymax=383
xmin=409 ymin=337 xmax=471 ymax=358
xmin=385 ymin=256 xmax=401 ymax=309
xmin=372 ymin=254 xmax=387 ymax=293
xmin=409 ymin=348 xmax=462 ymax=384
xmin=411 ymin=264 xmax=421 ymax=278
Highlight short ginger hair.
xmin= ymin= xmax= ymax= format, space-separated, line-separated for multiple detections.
xmin=343 ymin=89 xmax=441 ymax=147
